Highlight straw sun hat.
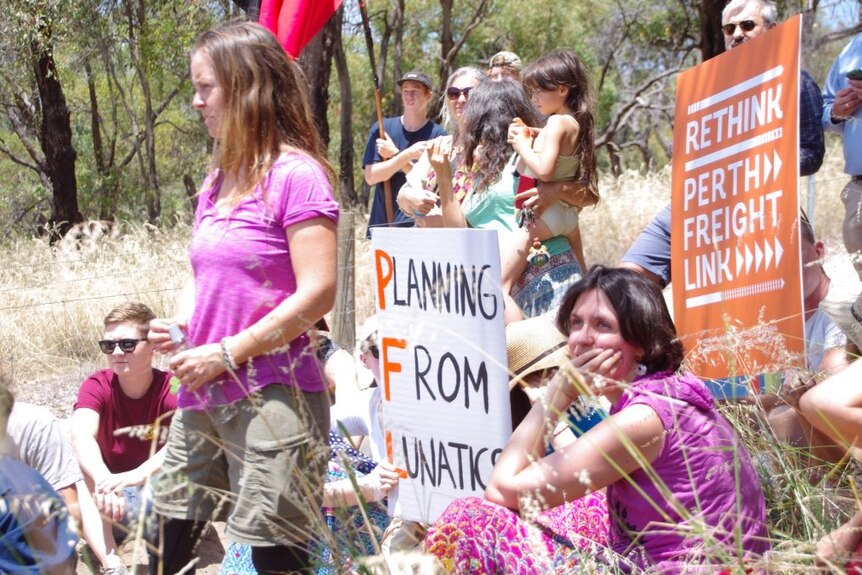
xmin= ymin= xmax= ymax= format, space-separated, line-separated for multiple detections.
xmin=506 ymin=314 xmax=570 ymax=391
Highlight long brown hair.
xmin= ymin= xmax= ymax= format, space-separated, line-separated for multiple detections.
xmin=522 ymin=48 xmax=598 ymax=200
xmin=460 ymin=81 xmax=537 ymax=185
xmin=192 ymin=21 xmax=335 ymax=201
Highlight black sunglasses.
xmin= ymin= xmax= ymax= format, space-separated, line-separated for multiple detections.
xmin=446 ymin=87 xmax=473 ymax=101
xmin=721 ymin=19 xmax=757 ymax=36
xmin=367 ymin=345 xmax=380 ymax=360
xmin=98 ymin=338 xmax=146 ymax=354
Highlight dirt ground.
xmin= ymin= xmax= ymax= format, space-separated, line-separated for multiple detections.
xmin=75 ymin=523 xmax=227 ymax=575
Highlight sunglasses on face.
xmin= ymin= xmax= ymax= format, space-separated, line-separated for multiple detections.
xmin=367 ymin=345 xmax=380 ymax=360
xmin=721 ymin=19 xmax=758 ymax=36
xmin=446 ymin=87 xmax=473 ymax=101
xmin=98 ymin=338 xmax=146 ymax=354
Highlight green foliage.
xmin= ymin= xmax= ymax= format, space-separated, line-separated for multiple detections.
xmin=0 ymin=0 xmax=857 ymax=231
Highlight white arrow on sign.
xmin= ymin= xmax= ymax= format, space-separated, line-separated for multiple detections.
xmin=772 ymin=149 xmax=782 ymax=183
xmin=774 ymin=236 xmax=783 ymax=267
xmin=764 ymin=238 xmax=773 ymax=269
xmin=685 ymin=278 xmax=786 ymax=309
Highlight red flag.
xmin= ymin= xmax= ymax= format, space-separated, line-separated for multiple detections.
xmin=259 ymin=0 xmax=343 ymax=58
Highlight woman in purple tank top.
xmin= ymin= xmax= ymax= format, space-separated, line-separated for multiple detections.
xmin=426 ymin=266 xmax=770 ymax=573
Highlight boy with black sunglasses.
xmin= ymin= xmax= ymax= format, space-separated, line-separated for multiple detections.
xmin=71 ymin=302 xmax=177 ymax=575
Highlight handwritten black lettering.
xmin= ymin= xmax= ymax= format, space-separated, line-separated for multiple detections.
xmin=384 ymin=256 xmax=500 ymax=320
xmin=414 ymin=345 xmax=436 ymax=401
xmin=400 ymin=435 xmax=502 ymax=491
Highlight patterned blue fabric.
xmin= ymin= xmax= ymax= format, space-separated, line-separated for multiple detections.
xmin=513 ymin=255 xmax=584 ymax=318
xmin=0 ymin=457 xmax=76 ymax=575
xmin=219 ymin=431 xmax=391 ymax=575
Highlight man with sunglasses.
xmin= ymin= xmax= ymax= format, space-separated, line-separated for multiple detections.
xmin=721 ymin=0 xmax=824 ymax=177
xmin=71 ymin=302 xmax=177 ymax=575
xmin=620 ymin=0 xmax=825 ymax=286
xmin=363 ymin=70 xmax=447 ymax=239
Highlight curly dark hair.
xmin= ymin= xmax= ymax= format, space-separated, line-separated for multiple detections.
xmin=555 ymin=266 xmax=684 ymax=374
xmin=459 ymin=81 xmax=537 ymax=185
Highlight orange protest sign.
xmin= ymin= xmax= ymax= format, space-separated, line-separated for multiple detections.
xmin=671 ymin=16 xmax=804 ymax=386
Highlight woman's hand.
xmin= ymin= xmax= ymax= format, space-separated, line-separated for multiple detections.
xmin=148 ymin=317 xmax=187 ymax=354
xmin=398 ymin=180 xmax=439 ymax=218
xmin=358 ymin=461 xmax=401 ymax=502
xmin=519 ymin=180 xmax=598 ymax=217
xmin=428 ymin=138 xmax=453 ymax=183
xmin=572 ymin=348 xmax=622 ymax=392
xmin=169 ymin=343 xmax=226 ymax=392
xmin=544 ymin=349 xmax=622 ymax=409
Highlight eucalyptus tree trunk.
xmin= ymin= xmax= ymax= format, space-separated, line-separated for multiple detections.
xmin=299 ymin=13 xmax=338 ymax=147
xmin=32 ymin=23 xmax=81 ymax=239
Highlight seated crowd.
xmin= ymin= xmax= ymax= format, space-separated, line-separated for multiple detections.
xmin=5 ymin=5 xmax=862 ymax=575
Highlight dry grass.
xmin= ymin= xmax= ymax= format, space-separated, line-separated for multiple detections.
xmin=1 ymin=139 xmax=859 ymax=572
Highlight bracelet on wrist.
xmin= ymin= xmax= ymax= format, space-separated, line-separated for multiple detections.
xmin=220 ymin=337 xmax=240 ymax=371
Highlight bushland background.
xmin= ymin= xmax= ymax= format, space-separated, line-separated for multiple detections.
xmin=2 ymin=0 xmax=862 ymax=573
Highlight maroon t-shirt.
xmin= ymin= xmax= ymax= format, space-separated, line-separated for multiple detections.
xmin=74 ymin=368 xmax=177 ymax=474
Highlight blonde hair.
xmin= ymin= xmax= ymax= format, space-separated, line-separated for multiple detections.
xmin=193 ymin=21 xmax=335 ymax=203
xmin=104 ymin=302 xmax=156 ymax=336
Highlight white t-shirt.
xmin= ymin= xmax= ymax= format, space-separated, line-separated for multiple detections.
xmin=5 ymin=402 xmax=82 ymax=491
xmin=805 ymin=308 xmax=848 ymax=372
xmin=818 ymin=284 xmax=862 ymax=351
xmin=330 ymin=386 xmax=384 ymax=462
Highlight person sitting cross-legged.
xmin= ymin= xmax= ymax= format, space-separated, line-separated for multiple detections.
xmin=425 ymin=267 xmax=770 ymax=573
xmin=71 ymin=302 xmax=177 ymax=575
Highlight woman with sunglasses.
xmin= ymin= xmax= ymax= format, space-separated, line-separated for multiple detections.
xmin=427 ymin=80 xmax=590 ymax=321
xmin=71 ymin=302 xmax=177 ymax=575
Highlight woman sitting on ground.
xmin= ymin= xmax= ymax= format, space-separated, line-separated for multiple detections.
xmin=425 ymin=266 xmax=770 ymax=573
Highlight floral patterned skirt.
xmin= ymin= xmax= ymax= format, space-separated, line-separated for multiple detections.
xmin=424 ymin=493 xmax=609 ymax=575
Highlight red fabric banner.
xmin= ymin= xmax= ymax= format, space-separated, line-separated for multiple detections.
xmin=258 ymin=0 xmax=343 ymax=58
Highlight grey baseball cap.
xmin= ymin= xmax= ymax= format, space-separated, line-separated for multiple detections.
xmin=397 ymin=70 xmax=433 ymax=91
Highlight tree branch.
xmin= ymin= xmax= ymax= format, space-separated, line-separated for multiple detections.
xmin=596 ymin=66 xmax=683 ymax=148
xmin=0 ymin=137 xmax=42 ymax=173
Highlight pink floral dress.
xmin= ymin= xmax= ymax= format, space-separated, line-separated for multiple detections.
xmin=424 ymin=492 xmax=609 ymax=574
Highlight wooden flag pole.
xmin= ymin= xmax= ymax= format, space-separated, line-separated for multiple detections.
xmin=358 ymin=0 xmax=394 ymax=224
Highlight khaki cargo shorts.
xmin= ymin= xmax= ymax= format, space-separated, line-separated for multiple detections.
xmin=153 ymin=384 xmax=330 ymax=547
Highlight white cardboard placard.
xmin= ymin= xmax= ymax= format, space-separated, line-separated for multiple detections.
xmin=370 ymin=228 xmax=511 ymax=523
